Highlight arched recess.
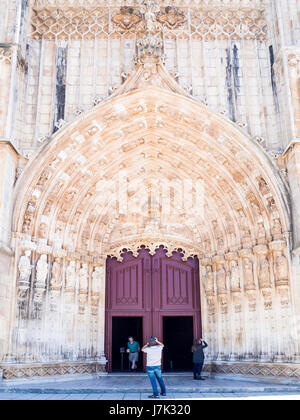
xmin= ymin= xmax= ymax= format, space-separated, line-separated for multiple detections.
xmin=10 ymin=86 xmax=294 ymax=365
xmin=13 ymin=87 xmax=291 ymax=250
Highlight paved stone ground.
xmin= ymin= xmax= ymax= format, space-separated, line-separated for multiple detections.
xmin=0 ymin=391 xmax=299 ymax=400
xmin=0 ymin=373 xmax=299 ymax=400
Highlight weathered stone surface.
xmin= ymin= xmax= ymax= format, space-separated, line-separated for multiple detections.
xmin=0 ymin=0 xmax=299 ymax=379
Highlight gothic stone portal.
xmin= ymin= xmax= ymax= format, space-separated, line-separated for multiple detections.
xmin=105 ymin=246 xmax=201 ymax=372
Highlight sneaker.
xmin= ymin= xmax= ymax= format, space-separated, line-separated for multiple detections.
xmin=160 ymin=393 xmax=167 ymax=396
xmin=199 ymin=376 xmax=205 ymax=380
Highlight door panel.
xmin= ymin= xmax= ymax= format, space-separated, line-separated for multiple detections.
xmin=105 ymin=246 xmax=201 ymax=371
xmin=111 ymin=259 xmax=143 ymax=310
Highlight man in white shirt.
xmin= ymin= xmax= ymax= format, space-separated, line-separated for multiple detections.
xmin=142 ymin=337 xmax=167 ymax=398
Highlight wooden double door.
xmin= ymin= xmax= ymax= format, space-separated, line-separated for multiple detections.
xmin=105 ymin=246 xmax=201 ymax=371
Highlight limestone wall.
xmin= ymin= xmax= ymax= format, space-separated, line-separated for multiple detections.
xmin=8 ymin=244 xmax=106 ymax=364
xmin=16 ymin=2 xmax=282 ymax=155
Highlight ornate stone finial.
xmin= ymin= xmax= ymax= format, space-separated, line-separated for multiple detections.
xmin=135 ymin=33 xmax=165 ymax=65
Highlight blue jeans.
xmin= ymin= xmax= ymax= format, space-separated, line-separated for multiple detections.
xmin=146 ymin=366 xmax=166 ymax=396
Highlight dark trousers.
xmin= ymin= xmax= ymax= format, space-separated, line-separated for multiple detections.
xmin=193 ymin=361 xmax=204 ymax=376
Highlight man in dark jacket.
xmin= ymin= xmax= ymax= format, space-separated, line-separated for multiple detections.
xmin=191 ymin=338 xmax=208 ymax=380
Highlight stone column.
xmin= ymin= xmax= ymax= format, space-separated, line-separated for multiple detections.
xmin=200 ymin=258 xmax=216 ymax=361
xmin=0 ymin=140 xmax=18 ymax=361
xmin=226 ymin=252 xmax=243 ymax=361
xmin=213 ymin=255 xmax=230 ymax=360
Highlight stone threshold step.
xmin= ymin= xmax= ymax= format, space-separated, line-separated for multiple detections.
xmin=1 ymin=387 xmax=300 ymax=394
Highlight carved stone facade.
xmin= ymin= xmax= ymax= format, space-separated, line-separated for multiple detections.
xmin=0 ymin=0 xmax=299 ymax=380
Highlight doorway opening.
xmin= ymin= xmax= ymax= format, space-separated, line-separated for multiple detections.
xmin=112 ymin=317 xmax=143 ymax=372
xmin=163 ymin=316 xmax=194 ymax=371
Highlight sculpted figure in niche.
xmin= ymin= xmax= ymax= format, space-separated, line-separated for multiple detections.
xmin=79 ymin=263 xmax=89 ymax=292
xmin=258 ymin=257 xmax=271 ymax=288
xmin=243 ymin=258 xmax=255 ymax=289
xmin=92 ymin=266 xmax=103 ymax=294
xmin=274 ymin=252 xmax=289 ymax=283
xmin=205 ymin=265 xmax=214 ymax=294
xmin=272 ymin=218 xmax=282 ymax=237
xmin=66 ymin=260 xmax=76 ymax=290
xmin=257 ymin=222 xmax=266 ymax=242
xmin=38 ymin=223 xmax=48 ymax=239
xmin=50 ymin=258 xmax=62 ymax=289
xmin=217 ymin=265 xmax=227 ymax=292
xmin=258 ymin=177 xmax=270 ymax=196
xmin=18 ymin=251 xmax=32 ymax=282
xmin=231 ymin=260 xmax=241 ymax=290
xmin=36 ymin=254 xmax=48 ymax=286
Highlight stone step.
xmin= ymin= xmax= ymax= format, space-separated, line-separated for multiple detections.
xmin=1 ymin=385 xmax=300 ymax=395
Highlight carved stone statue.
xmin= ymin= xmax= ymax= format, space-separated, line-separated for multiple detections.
xmin=92 ymin=266 xmax=103 ymax=295
xmin=244 ymin=258 xmax=255 ymax=289
xmin=36 ymin=254 xmax=48 ymax=287
xmin=79 ymin=263 xmax=88 ymax=292
xmin=217 ymin=265 xmax=227 ymax=293
xmin=258 ymin=257 xmax=271 ymax=289
xmin=38 ymin=223 xmax=48 ymax=239
xmin=18 ymin=251 xmax=32 ymax=282
xmin=50 ymin=258 xmax=62 ymax=290
xmin=272 ymin=218 xmax=283 ymax=239
xmin=66 ymin=261 xmax=76 ymax=290
xmin=206 ymin=265 xmax=214 ymax=294
xmin=274 ymin=252 xmax=289 ymax=283
xmin=230 ymin=260 xmax=241 ymax=290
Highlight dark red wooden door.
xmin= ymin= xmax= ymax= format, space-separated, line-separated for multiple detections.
xmin=105 ymin=246 xmax=201 ymax=371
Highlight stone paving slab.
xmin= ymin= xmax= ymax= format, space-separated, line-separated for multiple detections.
xmin=0 ymin=392 xmax=300 ymax=400
xmin=0 ymin=374 xmax=300 ymax=399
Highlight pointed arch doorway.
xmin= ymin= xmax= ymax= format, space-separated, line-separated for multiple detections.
xmin=105 ymin=246 xmax=201 ymax=372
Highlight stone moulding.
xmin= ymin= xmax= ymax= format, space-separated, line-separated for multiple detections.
xmin=106 ymin=238 xmax=199 ymax=261
xmin=2 ymin=361 xmax=300 ymax=380
xmin=33 ymin=0 xmax=264 ymax=8
xmin=30 ymin=3 xmax=267 ymax=41
xmin=0 ymin=361 xmax=107 ymax=381
xmin=203 ymin=362 xmax=300 ymax=379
